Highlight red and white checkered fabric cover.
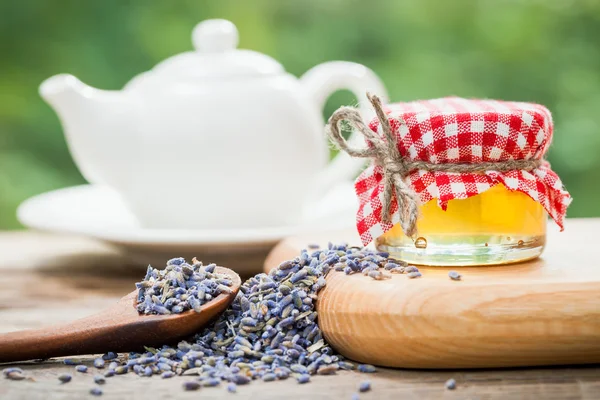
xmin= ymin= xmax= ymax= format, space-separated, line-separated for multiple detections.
xmin=355 ymin=97 xmax=572 ymax=246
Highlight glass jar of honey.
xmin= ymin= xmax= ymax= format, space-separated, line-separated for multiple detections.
xmin=376 ymin=184 xmax=547 ymax=266
xmin=327 ymin=94 xmax=571 ymax=266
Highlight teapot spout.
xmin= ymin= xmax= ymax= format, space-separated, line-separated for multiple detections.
xmin=40 ymin=74 xmax=136 ymax=187
xmin=40 ymin=74 xmax=94 ymax=110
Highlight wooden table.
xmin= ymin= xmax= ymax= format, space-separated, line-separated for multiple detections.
xmin=1 ymin=226 xmax=600 ymax=399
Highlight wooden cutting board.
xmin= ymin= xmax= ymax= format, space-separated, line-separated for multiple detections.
xmin=263 ymin=218 xmax=600 ymax=369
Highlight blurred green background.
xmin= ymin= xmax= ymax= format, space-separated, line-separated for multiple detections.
xmin=1 ymin=0 xmax=599 ymax=229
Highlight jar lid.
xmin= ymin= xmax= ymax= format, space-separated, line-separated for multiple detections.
xmin=370 ymin=97 xmax=554 ymax=162
xmin=149 ymin=19 xmax=284 ymax=80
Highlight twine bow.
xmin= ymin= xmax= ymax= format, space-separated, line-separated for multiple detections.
xmin=325 ymin=93 xmax=542 ymax=238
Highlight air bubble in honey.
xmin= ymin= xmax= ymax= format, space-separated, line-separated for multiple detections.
xmin=414 ymin=237 xmax=428 ymax=249
xmin=518 ymin=240 xmax=524 ymax=246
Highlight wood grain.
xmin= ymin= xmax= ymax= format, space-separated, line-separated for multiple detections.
xmin=1 ymin=228 xmax=600 ymax=399
xmin=264 ymin=218 xmax=600 ymax=369
xmin=3 ymin=360 xmax=599 ymax=400
xmin=0 ymin=267 xmax=240 ymax=363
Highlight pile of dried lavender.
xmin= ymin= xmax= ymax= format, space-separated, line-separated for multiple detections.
xmin=96 ymin=244 xmax=388 ymax=390
xmin=7 ymin=244 xmax=428 ymax=396
xmin=336 ymin=250 xmax=422 ymax=279
xmin=136 ymin=257 xmax=233 ymax=315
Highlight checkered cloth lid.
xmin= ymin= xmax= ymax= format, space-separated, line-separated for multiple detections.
xmin=354 ymin=97 xmax=572 ymax=246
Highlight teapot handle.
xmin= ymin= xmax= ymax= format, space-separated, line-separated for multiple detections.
xmin=300 ymin=61 xmax=388 ymax=194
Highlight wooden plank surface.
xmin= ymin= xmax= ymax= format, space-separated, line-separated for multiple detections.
xmin=0 ymin=227 xmax=599 ymax=399
xmin=263 ymin=218 xmax=600 ymax=369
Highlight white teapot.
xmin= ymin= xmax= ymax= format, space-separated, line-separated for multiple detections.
xmin=40 ymin=19 xmax=388 ymax=229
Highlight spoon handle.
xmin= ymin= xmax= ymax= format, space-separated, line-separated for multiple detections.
xmin=0 ymin=298 xmax=136 ymax=363
xmin=0 ymin=268 xmax=240 ymax=364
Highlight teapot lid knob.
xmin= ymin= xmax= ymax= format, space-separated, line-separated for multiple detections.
xmin=192 ymin=19 xmax=239 ymax=53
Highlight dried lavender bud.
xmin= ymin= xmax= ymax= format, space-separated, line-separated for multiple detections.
xmin=89 ymin=387 xmax=103 ymax=396
xmin=334 ymin=263 xmax=345 ymax=271
xmin=240 ymin=317 xmax=257 ymax=327
xmin=445 ymin=378 xmax=457 ymax=390
xmin=63 ymin=359 xmax=78 ymax=365
xmin=407 ymin=271 xmax=422 ymax=279
xmin=93 ymin=358 xmax=105 ymax=369
xmin=448 ymin=271 xmax=461 ymax=281
xmin=290 ymin=364 xmax=308 ymax=374
xmin=182 ymin=264 xmax=194 ymax=276
xmin=114 ymin=366 xmax=128 ymax=375
xmin=384 ymin=262 xmax=399 ymax=270
xmin=359 ymin=381 xmax=371 ymax=392
xmin=104 ymin=370 xmax=115 ymax=378
xmin=290 ymin=269 xmax=307 ymax=283
xmin=75 ymin=365 xmax=88 ymax=373
xmin=157 ymin=363 xmax=171 ymax=372
xmin=202 ymin=378 xmax=221 ymax=387
xmin=405 ymin=266 xmax=419 ymax=273
xmin=2 ymin=367 xmax=23 ymax=376
xmin=357 ymin=364 xmax=377 ymax=373
xmin=368 ymin=270 xmax=383 ymax=280
xmin=338 ymin=361 xmax=355 ymax=370
xmin=58 ymin=373 xmax=72 ymax=383
xmin=360 ymin=266 xmax=373 ymax=276
xmin=101 ymin=352 xmax=118 ymax=361
xmin=352 ymin=393 xmax=360 ymax=400
xmin=139 ymin=356 xmax=155 ymax=365
xmin=297 ymin=374 xmax=310 ymax=384
xmin=167 ymin=257 xmax=185 ymax=266
xmin=183 ymin=381 xmax=201 ymax=391
xmin=6 ymin=371 xmax=26 ymax=380
xmin=262 ymin=373 xmax=276 ymax=382
xmin=108 ymin=361 xmax=118 ymax=370
xmin=94 ymin=374 xmax=106 ymax=385
xmin=230 ymin=374 xmax=250 ymax=385
xmin=161 ymin=371 xmax=175 ymax=379
xmin=205 ymin=263 xmax=216 ymax=273
xmin=317 ymin=364 xmax=338 ymax=375
xmin=227 ymin=383 xmax=237 ymax=393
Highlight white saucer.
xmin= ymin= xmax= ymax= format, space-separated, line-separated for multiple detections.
xmin=17 ymin=184 xmax=358 ymax=273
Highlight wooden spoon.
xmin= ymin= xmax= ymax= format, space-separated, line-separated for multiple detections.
xmin=0 ymin=267 xmax=241 ymax=363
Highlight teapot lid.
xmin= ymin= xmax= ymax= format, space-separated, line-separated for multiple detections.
xmin=149 ymin=19 xmax=284 ymax=79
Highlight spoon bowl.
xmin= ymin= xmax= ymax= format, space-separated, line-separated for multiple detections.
xmin=0 ymin=266 xmax=241 ymax=363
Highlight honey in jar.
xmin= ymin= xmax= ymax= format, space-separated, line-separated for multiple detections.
xmin=327 ymin=95 xmax=571 ymax=266
xmin=376 ymin=184 xmax=547 ymax=266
